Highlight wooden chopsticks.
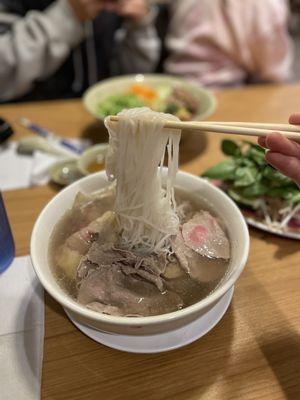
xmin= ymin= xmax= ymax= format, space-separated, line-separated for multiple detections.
xmin=109 ymin=116 xmax=300 ymax=140
xmin=208 ymin=121 xmax=300 ymax=133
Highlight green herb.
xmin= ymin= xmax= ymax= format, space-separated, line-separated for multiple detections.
xmin=234 ymin=166 xmax=257 ymax=187
xmin=203 ymin=139 xmax=300 ymax=206
xmin=262 ymin=166 xmax=293 ymax=186
xmin=203 ymin=160 xmax=236 ymax=180
xmin=227 ymin=188 xmax=261 ymax=209
xmin=97 ymin=94 xmax=146 ymax=117
xmin=222 ymin=140 xmax=241 ymax=157
xmin=164 ymin=103 xmax=180 ymax=115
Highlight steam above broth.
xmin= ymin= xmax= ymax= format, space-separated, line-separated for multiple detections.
xmin=49 ymin=108 xmax=231 ymax=317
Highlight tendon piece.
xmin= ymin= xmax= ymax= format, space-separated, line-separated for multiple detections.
xmin=55 ymin=211 xmax=118 ymax=279
xmin=163 ymin=261 xmax=185 ymax=279
xmin=71 ymin=188 xmax=116 ymax=230
xmin=104 ymin=107 xmax=181 ymax=254
xmin=181 ymin=212 xmax=230 ymax=260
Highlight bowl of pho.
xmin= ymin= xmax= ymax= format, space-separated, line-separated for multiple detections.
xmin=83 ymin=74 xmax=216 ymax=122
xmin=31 ymin=108 xmax=249 ymax=343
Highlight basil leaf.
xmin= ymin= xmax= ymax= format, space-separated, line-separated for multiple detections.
xmin=243 ymin=140 xmax=266 ymax=152
xmin=242 ymin=182 xmax=268 ymax=197
xmin=289 ymin=192 xmax=300 ymax=204
xmin=234 ymin=166 xmax=258 ymax=187
xmin=235 ymin=157 xmax=255 ymax=167
xmin=284 ymin=188 xmax=300 ymax=203
xmin=262 ymin=165 xmax=293 ymax=185
xmin=227 ymin=189 xmax=261 ymax=209
xmin=203 ymin=160 xmax=236 ymax=180
xmin=221 ymin=140 xmax=241 ymax=157
xmin=246 ymin=147 xmax=266 ymax=165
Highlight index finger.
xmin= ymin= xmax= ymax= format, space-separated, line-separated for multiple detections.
xmin=265 ymin=133 xmax=300 ymax=158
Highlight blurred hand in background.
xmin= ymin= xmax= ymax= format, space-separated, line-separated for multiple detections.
xmin=67 ymin=0 xmax=150 ymax=23
xmin=67 ymin=0 xmax=117 ymax=21
xmin=116 ymin=0 xmax=150 ymax=24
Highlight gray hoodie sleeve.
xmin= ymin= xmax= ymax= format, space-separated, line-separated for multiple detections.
xmin=0 ymin=0 xmax=84 ymax=101
xmin=0 ymin=1 xmax=160 ymax=102
xmin=114 ymin=7 xmax=161 ymax=74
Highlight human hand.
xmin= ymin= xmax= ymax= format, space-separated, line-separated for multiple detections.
xmin=67 ymin=0 xmax=116 ymax=22
xmin=257 ymin=114 xmax=300 ymax=186
xmin=116 ymin=0 xmax=150 ymax=24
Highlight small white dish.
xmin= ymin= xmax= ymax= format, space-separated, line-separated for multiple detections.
xmin=50 ymin=158 xmax=83 ymax=186
xmin=77 ymin=144 xmax=108 ymax=176
xmin=65 ymin=287 xmax=234 ymax=353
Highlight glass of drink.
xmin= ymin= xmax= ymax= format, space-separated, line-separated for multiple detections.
xmin=0 ymin=192 xmax=15 ymax=273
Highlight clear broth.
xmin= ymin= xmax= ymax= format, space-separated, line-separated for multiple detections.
xmin=49 ymin=187 xmax=230 ymax=315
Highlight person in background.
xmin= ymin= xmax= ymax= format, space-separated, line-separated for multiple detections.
xmin=162 ymin=0 xmax=294 ymax=88
xmin=258 ymin=114 xmax=300 ymax=187
xmin=0 ymin=0 xmax=160 ymax=102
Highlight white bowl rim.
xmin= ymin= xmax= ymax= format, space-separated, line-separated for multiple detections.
xmin=83 ymin=73 xmax=217 ymax=121
xmin=31 ymin=170 xmax=249 ymax=327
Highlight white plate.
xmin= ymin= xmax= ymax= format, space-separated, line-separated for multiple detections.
xmin=209 ymin=182 xmax=300 ymax=240
xmin=65 ymin=287 xmax=234 ymax=354
xmin=246 ymin=217 xmax=300 ymax=240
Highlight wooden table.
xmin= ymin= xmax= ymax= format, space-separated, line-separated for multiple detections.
xmin=1 ymin=84 xmax=300 ymax=400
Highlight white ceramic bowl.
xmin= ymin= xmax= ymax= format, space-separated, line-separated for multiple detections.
xmin=31 ymin=170 xmax=249 ymax=336
xmin=83 ymin=74 xmax=217 ymax=121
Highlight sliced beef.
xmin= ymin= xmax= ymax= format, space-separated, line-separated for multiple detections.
xmin=165 ymin=274 xmax=212 ymax=307
xmin=122 ymin=265 xmax=164 ymax=292
xmin=172 ymin=233 xmax=226 ymax=283
xmin=181 ymin=211 xmax=230 ymax=260
xmin=78 ymin=267 xmax=183 ymax=317
xmin=76 ymin=241 xmax=182 ymax=316
xmin=79 ymin=242 xmax=166 ymax=291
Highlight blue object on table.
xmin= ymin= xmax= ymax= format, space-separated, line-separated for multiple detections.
xmin=0 ymin=117 xmax=14 ymax=144
xmin=19 ymin=117 xmax=82 ymax=155
xmin=0 ymin=192 xmax=15 ymax=273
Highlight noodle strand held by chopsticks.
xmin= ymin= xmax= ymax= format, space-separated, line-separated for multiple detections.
xmin=105 ymin=107 xmax=181 ymax=254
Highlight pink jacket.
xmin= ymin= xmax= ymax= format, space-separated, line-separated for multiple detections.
xmin=165 ymin=0 xmax=294 ymax=88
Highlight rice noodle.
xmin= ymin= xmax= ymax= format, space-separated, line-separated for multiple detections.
xmin=104 ymin=107 xmax=181 ymax=254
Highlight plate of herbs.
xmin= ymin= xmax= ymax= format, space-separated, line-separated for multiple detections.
xmin=203 ymin=140 xmax=300 ymax=239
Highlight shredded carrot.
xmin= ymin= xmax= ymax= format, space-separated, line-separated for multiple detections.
xmin=128 ymin=84 xmax=158 ymax=102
